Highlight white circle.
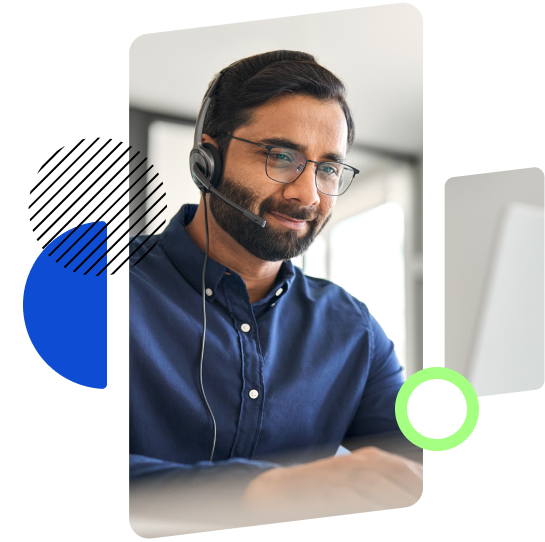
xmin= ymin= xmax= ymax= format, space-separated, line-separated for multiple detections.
xmin=241 ymin=323 xmax=251 ymax=333
xmin=249 ymin=389 xmax=259 ymax=399
xmin=407 ymin=379 xmax=467 ymax=439
xmin=205 ymin=288 xmax=213 ymax=296
xmin=275 ymin=288 xmax=283 ymax=296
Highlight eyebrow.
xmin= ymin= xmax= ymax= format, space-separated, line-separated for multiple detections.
xmin=258 ymin=137 xmax=345 ymax=163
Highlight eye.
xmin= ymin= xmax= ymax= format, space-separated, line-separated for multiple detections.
xmin=270 ymin=152 xmax=292 ymax=163
xmin=319 ymin=163 xmax=340 ymax=176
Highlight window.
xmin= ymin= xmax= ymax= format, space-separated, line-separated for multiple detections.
xmin=329 ymin=203 xmax=406 ymax=368
xmin=147 ymin=120 xmax=200 ymax=233
xmin=303 ymin=235 xmax=327 ymax=277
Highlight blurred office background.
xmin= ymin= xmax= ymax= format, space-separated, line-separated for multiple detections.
xmin=2 ymin=4 xmax=545 ymax=456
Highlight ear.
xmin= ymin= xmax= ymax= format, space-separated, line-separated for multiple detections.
xmin=201 ymin=139 xmax=223 ymax=188
xmin=201 ymin=134 xmax=218 ymax=148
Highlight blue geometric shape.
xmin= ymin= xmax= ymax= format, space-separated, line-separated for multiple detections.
xmin=23 ymin=223 xmax=107 ymax=388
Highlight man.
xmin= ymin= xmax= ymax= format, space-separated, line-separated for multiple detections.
xmin=130 ymin=50 xmax=422 ymax=532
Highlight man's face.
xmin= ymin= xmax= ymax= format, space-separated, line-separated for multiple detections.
xmin=209 ymin=94 xmax=349 ymax=262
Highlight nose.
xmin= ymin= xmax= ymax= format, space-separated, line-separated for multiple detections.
xmin=281 ymin=163 xmax=321 ymax=208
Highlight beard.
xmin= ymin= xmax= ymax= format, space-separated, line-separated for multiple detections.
xmin=209 ymin=174 xmax=331 ymax=262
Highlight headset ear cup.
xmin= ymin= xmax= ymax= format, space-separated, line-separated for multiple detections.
xmin=202 ymin=143 xmax=223 ymax=188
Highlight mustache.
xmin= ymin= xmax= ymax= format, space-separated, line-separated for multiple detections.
xmin=259 ymin=198 xmax=320 ymax=222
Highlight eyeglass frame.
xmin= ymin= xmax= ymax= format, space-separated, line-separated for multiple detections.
xmin=218 ymin=134 xmax=359 ymax=196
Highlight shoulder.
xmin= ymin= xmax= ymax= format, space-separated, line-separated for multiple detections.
xmin=129 ymin=235 xmax=160 ymax=273
xmin=291 ymin=266 xmax=371 ymax=325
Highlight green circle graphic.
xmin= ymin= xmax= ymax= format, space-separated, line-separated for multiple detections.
xmin=395 ymin=367 xmax=481 ymax=456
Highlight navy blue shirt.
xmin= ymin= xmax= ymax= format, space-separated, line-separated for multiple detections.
xmin=130 ymin=204 xmax=404 ymax=487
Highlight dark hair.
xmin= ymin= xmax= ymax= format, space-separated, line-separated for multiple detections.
xmin=202 ymin=50 xmax=355 ymax=162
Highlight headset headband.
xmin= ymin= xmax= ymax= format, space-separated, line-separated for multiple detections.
xmin=193 ymin=68 xmax=228 ymax=147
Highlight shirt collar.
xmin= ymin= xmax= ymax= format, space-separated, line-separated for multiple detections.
xmin=159 ymin=204 xmax=226 ymax=302
xmin=159 ymin=204 xmax=297 ymax=304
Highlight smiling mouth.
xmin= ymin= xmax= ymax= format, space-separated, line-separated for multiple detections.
xmin=267 ymin=211 xmax=311 ymax=231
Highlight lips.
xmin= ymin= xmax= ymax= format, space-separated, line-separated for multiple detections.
xmin=267 ymin=211 xmax=310 ymax=231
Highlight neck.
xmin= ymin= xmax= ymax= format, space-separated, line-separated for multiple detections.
xmin=185 ymin=195 xmax=282 ymax=304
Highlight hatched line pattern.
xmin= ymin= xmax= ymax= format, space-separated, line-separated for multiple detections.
xmin=49 ymin=220 xmax=111 ymax=277
xmin=129 ymin=146 xmax=167 ymax=267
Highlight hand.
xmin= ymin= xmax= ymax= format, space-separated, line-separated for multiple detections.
xmin=242 ymin=446 xmax=423 ymax=521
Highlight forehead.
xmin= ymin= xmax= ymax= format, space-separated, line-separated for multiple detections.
xmin=235 ymin=94 xmax=349 ymax=158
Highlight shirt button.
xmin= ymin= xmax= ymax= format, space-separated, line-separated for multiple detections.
xmin=205 ymin=288 xmax=213 ymax=296
xmin=249 ymin=389 xmax=259 ymax=399
xmin=241 ymin=323 xmax=251 ymax=332
xmin=271 ymin=303 xmax=275 ymax=307
xmin=275 ymin=288 xmax=283 ymax=296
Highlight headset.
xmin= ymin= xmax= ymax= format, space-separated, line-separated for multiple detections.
xmin=189 ymin=67 xmax=266 ymax=462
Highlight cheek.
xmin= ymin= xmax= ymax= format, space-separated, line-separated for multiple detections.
xmin=262 ymin=186 xmax=281 ymax=206
xmin=225 ymin=156 xmax=273 ymax=195
xmin=319 ymin=195 xmax=335 ymax=218
xmin=255 ymin=176 xmax=285 ymax=204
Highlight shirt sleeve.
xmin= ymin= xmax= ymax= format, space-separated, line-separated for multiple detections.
xmin=343 ymin=312 xmax=405 ymax=441
xmin=130 ymin=453 xmax=278 ymax=485
xmin=130 ymin=454 xmax=280 ymax=533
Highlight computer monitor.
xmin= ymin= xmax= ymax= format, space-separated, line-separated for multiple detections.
xmin=466 ymin=203 xmax=544 ymax=396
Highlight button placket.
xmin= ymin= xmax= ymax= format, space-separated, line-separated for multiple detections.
xmin=223 ymin=274 xmax=266 ymax=458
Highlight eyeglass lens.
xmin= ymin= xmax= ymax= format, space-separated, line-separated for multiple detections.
xmin=266 ymin=147 xmax=354 ymax=196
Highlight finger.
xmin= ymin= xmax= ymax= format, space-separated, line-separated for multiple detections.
xmin=351 ymin=447 xmax=423 ymax=497
xmin=353 ymin=445 xmax=424 ymax=480
xmin=351 ymin=470 xmax=421 ymax=509
xmin=375 ymin=454 xmax=423 ymax=489
xmin=352 ymin=445 xmax=421 ymax=469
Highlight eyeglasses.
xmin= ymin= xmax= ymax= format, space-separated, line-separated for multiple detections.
xmin=219 ymin=134 xmax=358 ymax=196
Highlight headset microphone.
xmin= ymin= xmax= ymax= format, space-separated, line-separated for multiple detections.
xmin=191 ymin=164 xmax=266 ymax=228
xmin=189 ymin=66 xmax=267 ymax=463
xmin=189 ymin=68 xmax=266 ymax=229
